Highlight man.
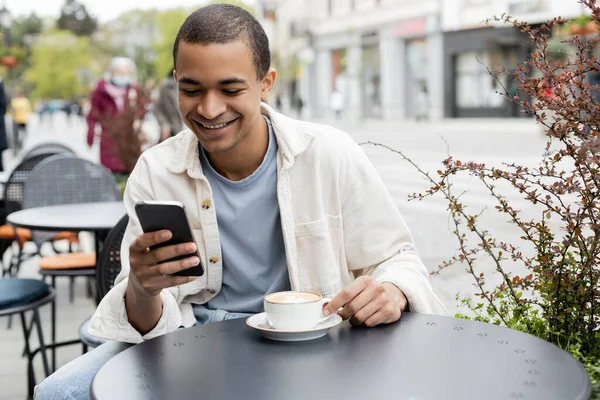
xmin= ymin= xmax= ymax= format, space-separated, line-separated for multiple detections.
xmin=155 ymin=69 xmax=183 ymax=142
xmin=35 ymin=5 xmax=445 ymax=399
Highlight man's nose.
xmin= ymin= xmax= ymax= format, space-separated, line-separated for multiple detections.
xmin=197 ymin=92 xmax=226 ymax=120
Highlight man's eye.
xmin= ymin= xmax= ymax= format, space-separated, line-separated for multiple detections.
xmin=181 ymin=89 xmax=201 ymax=95
xmin=223 ymin=89 xmax=241 ymax=96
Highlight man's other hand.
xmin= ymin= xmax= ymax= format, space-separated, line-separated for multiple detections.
xmin=322 ymin=276 xmax=408 ymax=327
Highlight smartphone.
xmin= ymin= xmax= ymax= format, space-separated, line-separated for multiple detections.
xmin=134 ymin=200 xmax=204 ymax=277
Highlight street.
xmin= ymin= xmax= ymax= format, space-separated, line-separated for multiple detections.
xmin=0 ymin=113 xmax=546 ymax=399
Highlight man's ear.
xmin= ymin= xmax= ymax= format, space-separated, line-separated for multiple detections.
xmin=260 ymin=68 xmax=277 ymax=101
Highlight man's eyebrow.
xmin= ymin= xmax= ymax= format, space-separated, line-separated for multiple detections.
xmin=178 ymin=77 xmax=200 ymax=85
xmin=218 ymin=78 xmax=247 ymax=85
xmin=178 ymin=77 xmax=247 ymax=86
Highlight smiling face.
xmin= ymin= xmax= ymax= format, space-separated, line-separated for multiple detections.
xmin=174 ymin=40 xmax=275 ymax=155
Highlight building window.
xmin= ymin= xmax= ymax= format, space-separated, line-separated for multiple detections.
xmin=330 ymin=0 xmax=352 ymax=16
xmin=354 ymin=0 xmax=376 ymax=11
xmin=507 ymin=0 xmax=545 ymax=14
xmin=462 ymin=0 xmax=489 ymax=5
xmin=455 ymin=50 xmax=509 ymax=108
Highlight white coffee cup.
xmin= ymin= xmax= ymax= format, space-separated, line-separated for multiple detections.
xmin=264 ymin=291 xmax=333 ymax=331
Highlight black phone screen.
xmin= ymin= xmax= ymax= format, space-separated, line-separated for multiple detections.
xmin=134 ymin=202 xmax=204 ymax=277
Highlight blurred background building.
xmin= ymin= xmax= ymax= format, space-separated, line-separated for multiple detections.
xmin=258 ymin=0 xmax=583 ymax=121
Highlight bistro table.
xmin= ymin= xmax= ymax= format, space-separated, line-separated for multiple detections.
xmin=90 ymin=312 xmax=591 ymax=400
xmin=7 ymin=200 xmax=126 ymax=370
xmin=7 ymin=201 xmax=125 ymax=233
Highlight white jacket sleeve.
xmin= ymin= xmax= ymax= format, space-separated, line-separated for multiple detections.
xmin=342 ymin=144 xmax=447 ymax=315
xmin=87 ymin=162 xmax=190 ymax=343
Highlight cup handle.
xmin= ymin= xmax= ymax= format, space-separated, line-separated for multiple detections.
xmin=319 ymin=297 xmax=339 ymax=324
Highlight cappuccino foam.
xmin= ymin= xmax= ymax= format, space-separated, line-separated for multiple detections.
xmin=266 ymin=292 xmax=320 ymax=304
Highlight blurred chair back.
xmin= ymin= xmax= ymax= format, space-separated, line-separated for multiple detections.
xmin=23 ymin=155 xmax=121 ymax=209
xmin=96 ymin=215 xmax=128 ymax=300
xmin=4 ymin=151 xmax=62 ymax=217
xmin=23 ymin=156 xmax=121 ymax=248
xmin=22 ymin=142 xmax=75 ymax=160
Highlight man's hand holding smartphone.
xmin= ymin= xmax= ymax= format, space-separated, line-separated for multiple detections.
xmin=125 ymin=200 xmax=204 ymax=335
xmin=128 ymin=230 xmax=200 ymax=297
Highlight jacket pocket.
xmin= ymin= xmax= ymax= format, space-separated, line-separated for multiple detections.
xmin=294 ymin=215 xmax=343 ymax=295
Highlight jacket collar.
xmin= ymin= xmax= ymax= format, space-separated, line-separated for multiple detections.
xmin=166 ymin=102 xmax=314 ymax=177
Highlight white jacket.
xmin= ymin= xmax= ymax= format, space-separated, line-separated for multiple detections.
xmin=88 ymin=104 xmax=446 ymax=343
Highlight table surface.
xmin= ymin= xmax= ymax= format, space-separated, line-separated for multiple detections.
xmin=7 ymin=201 xmax=125 ymax=232
xmin=90 ymin=312 xmax=591 ymax=400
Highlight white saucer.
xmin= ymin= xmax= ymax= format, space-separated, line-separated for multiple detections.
xmin=246 ymin=312 xmax=342 ymax=342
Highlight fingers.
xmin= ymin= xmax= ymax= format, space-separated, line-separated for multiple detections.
xmin=153 ymin=255 xmax=200 ymax=276
xmin=338 ymin=281 xmax=382 ymax=320
xmin=323 ymin=276 xmax=372 ymax=316
xmin=363 ymin=305 xmax=402 ymax=328
xmin=128 ymin=231 xmax=201 ymax=296
xmin=342 ymin=285 xmax=385 ymax=325
xmin=325 ymin=277 xmax=405 ymax=328
xmin=130 ymin=230 xmax=172 ymax=252
xmin=146 ymin=242 xmax=197 ymax=266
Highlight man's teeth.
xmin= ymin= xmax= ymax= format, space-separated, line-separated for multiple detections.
xmin=202 ymin=121 xmax=229 ymax=129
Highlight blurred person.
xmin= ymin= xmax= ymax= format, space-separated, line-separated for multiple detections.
xmin=47 ymin=99 xmax=59 ymax=127
xmin=36 ymin=97 xmax=48 ymax=124
xmin=330 ymin=89 xmax=344 ymax=120
xmin=86 ymin=57 xmax=140 ymax=177
xmin=293 ymin=94 xmax=304 ymax=118
xmin=35 ymin=5 xmax=445 ymax=399
xmin=10 ymin=90 xmax=32 ymax=150
xmin=154 ymin=69 xmax=183 ymax=142
xmin=71 ymin=99 xmax=83 ymax=121
xmin=415 ymin=82 xmax=429 ymax=122
xmin=62 ymin=100 xmax=74 ymax=123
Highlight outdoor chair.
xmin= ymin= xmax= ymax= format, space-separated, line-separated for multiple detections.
xmin=22 ymin=155 xmax=121 ymax=369
xmin=23 ymin=155 xmax=121 ymax=302
xmin=0 ymin=152 xmax=79 ymax=278
xmin=21 ymin=142 xmax=75 ymax=160
xmin=0 ymin=278 xmax=55 ymax=399
xmin=79 ymin=214 xmax=128 ymax=353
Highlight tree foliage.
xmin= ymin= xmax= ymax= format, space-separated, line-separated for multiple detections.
xmin=103 ymin=8 xmax=160 ymax=85
xmin=153 ymin=8 xmax=188 ymax=79
xmin=11 ymin=13 xmax=44 ymax=47
xmin=24 ymin=30 xmax=94 ymax=99
xmin=57 ymin=0 xmax=97 ymax=37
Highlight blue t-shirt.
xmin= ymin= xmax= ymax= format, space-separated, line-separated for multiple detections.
xmin=197 ymin=116 xmax=290 ymax=314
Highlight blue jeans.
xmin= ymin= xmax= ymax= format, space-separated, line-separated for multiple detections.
xmin=34 ymin=308 xmax=253 ymax=400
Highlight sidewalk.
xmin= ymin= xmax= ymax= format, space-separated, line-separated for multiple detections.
xmin=307 ymin=116 xmax=541 ymax=136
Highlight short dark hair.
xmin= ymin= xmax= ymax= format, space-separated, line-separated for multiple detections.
xmin=173 ymin=4 xmax=270 ymax=79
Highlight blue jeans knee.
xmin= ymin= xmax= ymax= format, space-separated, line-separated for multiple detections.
xmin=34 ymin=341 xmax=132 ymax=400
